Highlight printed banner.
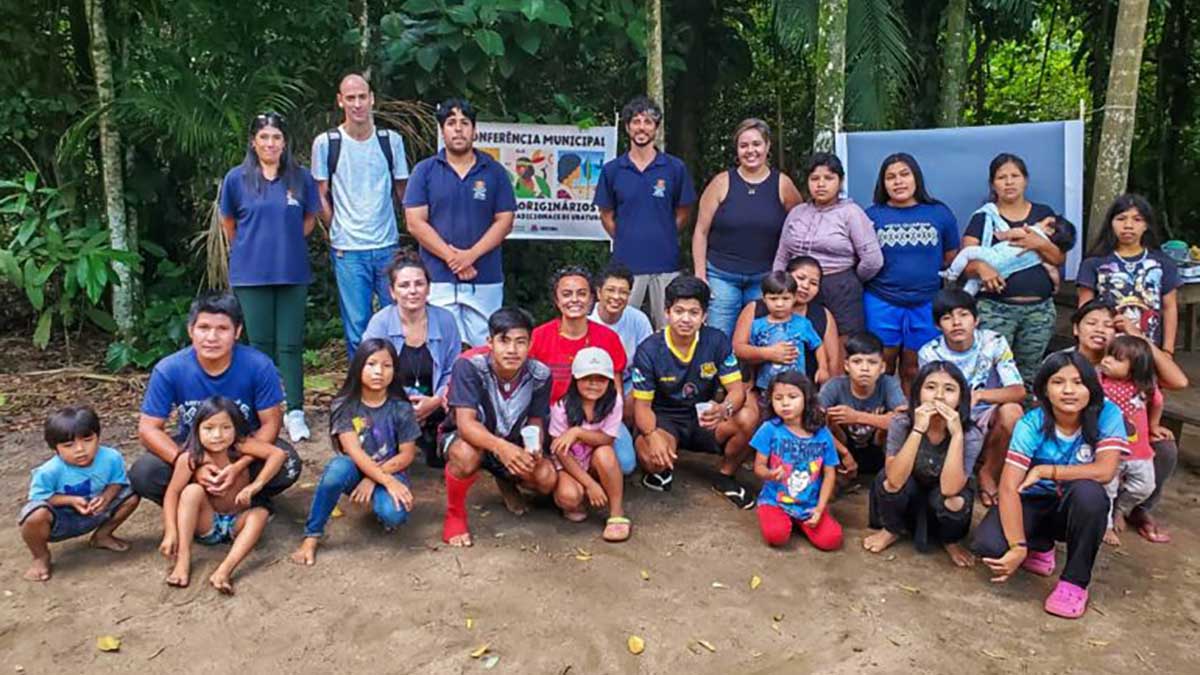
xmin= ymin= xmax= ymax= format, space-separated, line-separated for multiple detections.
xmin=447 ymin=122 xmax=617 ymax=241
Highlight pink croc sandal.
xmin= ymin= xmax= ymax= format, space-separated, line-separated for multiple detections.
xmin=1021 ymin=548 xmax=1056 ymax=576
xmin=1044 ymin=580 xmax=1089 ymax=619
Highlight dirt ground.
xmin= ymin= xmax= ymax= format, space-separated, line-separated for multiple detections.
xmin=1 ymin=410 xmax=1199 ymax=674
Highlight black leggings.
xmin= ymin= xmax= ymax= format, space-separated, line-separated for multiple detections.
xmin=869 ymin=472 xmax=974 ymax=550
xmin=971 ymin=480 xmax=1108 ymax=588
xmin=129 ymin=439 xmax=303 ymax=505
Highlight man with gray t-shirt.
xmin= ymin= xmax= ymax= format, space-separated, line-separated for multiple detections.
xmin=312 ymin=73 xmax=410 ymax=358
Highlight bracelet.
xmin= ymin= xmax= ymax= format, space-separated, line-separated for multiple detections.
xmin=911 ymin=427 xmax=927 ymax=436
xmin=1051 ymin=465 xmax=1058 ymax=481
xmin=1008 ymin=541 xmax=1028 ymax=551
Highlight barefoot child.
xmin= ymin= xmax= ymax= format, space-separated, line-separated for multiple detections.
xmin=292 ymin=339 xmax=420 ymax=565
xmin=1098 ymin=335 xmax=1163 ymax=546
xmin=18 ymin=406 xmax=140 ymax=582
xmin=752 ymin=371 xmax=843 ymax=550
xmin=549 ymin=347 xmax=629 ymax=542
xmin=160 ymin=396 xmax=285 ymax=593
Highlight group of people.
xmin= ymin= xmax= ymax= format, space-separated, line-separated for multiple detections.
xmin=16 ymin=76 xmax=1191 ymax=622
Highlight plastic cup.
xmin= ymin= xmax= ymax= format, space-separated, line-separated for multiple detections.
xmin=695 ymin=401 xmax=715 ymax=420
xmin=520 ymin=425 xmax=542 ymax=454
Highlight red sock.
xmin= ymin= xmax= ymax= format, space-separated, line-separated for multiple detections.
xmin=443 ymin=467 xmax=477 ymax=543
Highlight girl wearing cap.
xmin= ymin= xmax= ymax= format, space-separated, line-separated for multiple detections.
xmin=548 ymin=347 xmax=630 ymax=542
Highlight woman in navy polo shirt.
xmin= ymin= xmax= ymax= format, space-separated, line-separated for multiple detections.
xmin=864 ymin=154 xmax=960 ymax=389
xmin=219 ymin=112 xmax=319 ymax=442
xmin=362 ymin=251 xmax=462 ymax=465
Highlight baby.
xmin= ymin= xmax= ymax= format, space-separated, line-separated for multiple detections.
xmin=942 ymin=216 xmax=1075 ymax=295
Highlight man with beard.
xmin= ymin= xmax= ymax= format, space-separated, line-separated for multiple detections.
xmin=594 ymin=96 xmax=696 ymax=329
xmin=405 ymin=99 xmax=517 ymax=346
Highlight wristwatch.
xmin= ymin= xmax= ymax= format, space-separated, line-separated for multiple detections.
xmin=723 ymin=401 xmax=735 ymax=420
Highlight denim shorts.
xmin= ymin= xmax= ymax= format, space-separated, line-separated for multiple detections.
xmin=196 ymin=511 xmax=239 ymax=545
xmin=18 ymin=486 xmax=136 ymax=542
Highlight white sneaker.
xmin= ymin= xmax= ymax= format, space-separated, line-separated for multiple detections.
xmin=285 ymin=409 xmax=311 ymax=442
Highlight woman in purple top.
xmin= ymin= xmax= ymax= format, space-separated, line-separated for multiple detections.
xmin=692 ymin=119 xmax=803 ymax=338
xmin=219 ymin=112 xmax=319 ymax=443
xmin=773 ymin=153 xmax=882 ymax=355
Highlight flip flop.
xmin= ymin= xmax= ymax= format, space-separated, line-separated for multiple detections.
xmin=1137 ymin=521 xmax=1171 ymax=544
xmin=603 ymin=516 xmax=632 ymax=542
xmin=979 ymin=490 xmax=999 ymax=508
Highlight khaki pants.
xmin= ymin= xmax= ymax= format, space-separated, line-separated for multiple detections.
xmin=630 ymin=271 xmax=680 ymax=330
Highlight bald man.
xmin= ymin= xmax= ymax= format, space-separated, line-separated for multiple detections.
xmin=312 ymin=73 xmax=411 ymax=359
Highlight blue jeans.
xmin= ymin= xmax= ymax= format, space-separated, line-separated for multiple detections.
xmin=331 ymin=245 xmax=397 ymax=359
xmin=303 ymin=455 xmax=409 ymax=537
xmin=615 ymin=424 xmax=636 ymax=476
xmin=706 ymin=263 xmax=767 ymax=339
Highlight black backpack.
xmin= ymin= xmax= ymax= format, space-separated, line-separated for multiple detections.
xmin=324 ymin=127 xmax=397 ymax=209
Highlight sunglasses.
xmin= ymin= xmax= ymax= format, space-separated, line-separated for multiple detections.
xmin=253 ymin=112 xmax=286 ymax=128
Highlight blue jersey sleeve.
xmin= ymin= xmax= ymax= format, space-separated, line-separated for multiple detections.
xmin=1095 ymin=400 xmax=1133 ymax=456
xmin=1005 ymin=411 xmax=1042 ymax=472
xmin=218 ymin=169 xmax=239 ymax=219
xmin=715 ymin=338 xmax=741 ymax=386
xmin=448 ymin=358 xmax=483 ymax=410
xmin=140 ymin=362 xmax=177 ymax=419
xmin=401 ymin=160 xmax=430 ymax=208
xmin=630 ymin=342 xmax=657 ymax=402
xmin=593 ymin=163 xmax=616 ymax=210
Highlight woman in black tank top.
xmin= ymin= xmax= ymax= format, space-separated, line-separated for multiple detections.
xmin=692 ymin=119 xmax=804 ymax=338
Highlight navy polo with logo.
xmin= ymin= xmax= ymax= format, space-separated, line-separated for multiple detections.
xmin=403 ymin=149 xmax=517 ymax=284
xmin=593 ymin=151 xmax=696 ymax=275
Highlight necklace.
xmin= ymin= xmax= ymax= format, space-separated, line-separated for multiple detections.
xmin=737 ymin=167 xmax=769 ymax=195
xmin=1119 ymin=249 xmax=1148 ymax=274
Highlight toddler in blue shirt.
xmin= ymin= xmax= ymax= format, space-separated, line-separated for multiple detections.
xmin=749 ymin=271 xmax=825 ymax=390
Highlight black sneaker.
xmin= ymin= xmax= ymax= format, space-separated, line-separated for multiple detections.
xmin=712 ymin=474 xmax=755 ymax=509
xmin=642 ymin=470 xmax=673 ymax=492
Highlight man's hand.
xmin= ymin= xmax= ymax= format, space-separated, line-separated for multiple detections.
xmin=350 ymin=477 xmax=376 ymax=505
xmin=446 ymin=246 xmax=478 ymax=274
xmin=208 ymin=464 xmax=243 ymax=497
xmin=499 ymin=444 xmax=536 ymax=478
xmin=234 ymin=483 xmax=260 ymax=507
xmin=456 ymin=265 xmax=478 ymax=281
xmin=825 ymin=405 xmax=859 ymax=426
xmin=697 ymin=402 xmax=722 ymax=430
xmin=982 ymin=546 xmax=1027 ymax=583
xmin=836 ymin=451 xmax=858 ymax=479
xmin=646 ymin=431 xmax=677 ymax=471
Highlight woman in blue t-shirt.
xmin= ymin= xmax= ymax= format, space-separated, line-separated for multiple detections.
xmin=971 ymin=352 xmax=1128 ymax=619
xmin=864 ymin=154 xmax=960 ymax=389
xmin=219 ymin=112 xmax=319 ymax=443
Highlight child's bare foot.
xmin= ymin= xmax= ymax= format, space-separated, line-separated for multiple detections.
xmin=209 ymin=571 xmax=234 ymax=595
xmin=496 ymin=479 xmax=527 ymax=515
xmin=863 ymin=529 xmax=899 ymax=553
xmin=1113 ymin=512 xmax=1127 ymax=533
xmin=1103 ymin=528 xmax=1121 ymax=547
xmin=23 ymin=556 xmax=51 ymax=582
xmin=447 ymin=532 xmax=473 ymax=547
xmin=166 ymin=561 xmax=190 ymax=587
xmin=89 ymin=532 xmax=131 ymax=552
xmin=290 ymin=537 xmax=319 ymax=566
xmin=944 ymin=542 xmax=975 ymax=567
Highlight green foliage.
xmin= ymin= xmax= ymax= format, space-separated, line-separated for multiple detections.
xmin=104 ymin=293 xmax=192 ymax=370
xmin=0 ymin=172 xmax=139 ymax=348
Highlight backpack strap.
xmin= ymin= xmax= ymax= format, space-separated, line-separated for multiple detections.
xmin=375 ymin=129 xmax=396 ymax=182
xmin=325 ymin=129 xmax=342 ymax=177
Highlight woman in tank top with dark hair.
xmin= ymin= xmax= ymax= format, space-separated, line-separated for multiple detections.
xmin=692 ymin=118 xmax=804 ymax=338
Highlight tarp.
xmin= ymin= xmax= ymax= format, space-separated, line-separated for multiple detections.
xmin=836 ymin=120 xmax=1085 ymax=279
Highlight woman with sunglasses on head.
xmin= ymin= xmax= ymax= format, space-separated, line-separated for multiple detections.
xmin=219 ymin=112 xmax=320 ymax=443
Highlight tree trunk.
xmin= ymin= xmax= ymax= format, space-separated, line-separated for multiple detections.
xmin=85 ymin=0 xmax=135 ymax=335
xmin=937 ymin=0 xmax=968 ymax=127
xmin=359 ymin=0 xmax=372 ymax=79
xmin=646 ymin=0 xmax=665 ymax=149
xmin=813 ymin=0 xmax=847 ymax=152
xmin=1087 ymin=0 xmax=1149 ymax=252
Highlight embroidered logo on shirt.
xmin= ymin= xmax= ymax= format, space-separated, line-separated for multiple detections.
xmin=699 ymin=362 xmax=717 ymax=379
xmin=286 ymin=190 xmax=300 ymax=207
xmin=473 ymin=180 xmax=488 ymax=200
xmin=1076 ymin=443 xmax=1094 ymax=463
xmin=652 ymin=178 xmax=667 ymax=198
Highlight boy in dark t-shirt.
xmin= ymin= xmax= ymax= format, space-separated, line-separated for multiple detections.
xmin=440 ymin=308 xmax=556 ymax=547
xmin=818 ymin=332 xmax=906 ymax=476
xmin=631 ymin=276 xmax=758 ymax=508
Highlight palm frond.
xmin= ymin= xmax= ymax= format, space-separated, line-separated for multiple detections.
xmin=772 ymin=0 xmax=818 ymax=54
xmin=846 ymin=0 xmax=914 ymax=127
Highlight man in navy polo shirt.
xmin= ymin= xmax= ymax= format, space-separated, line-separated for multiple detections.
xmin=594 ymin=96 xmax=697 ymax=329
xmin=405 ymin=99 xmax=517 ymax=346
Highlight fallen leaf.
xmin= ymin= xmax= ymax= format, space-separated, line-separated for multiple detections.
xmin=575 ymin=554 xmax=592 ymax=562
xmin=576 ymin=547 xmax=591 ymax=557
xmin=771 ymin=623 xmax=781 ymax=634
xmin=627 ymin=635 xmax=645 ymax=655
xmin=887 ymin=635 xmax=904 ymax=647
xmin=96 ymin=635 xmax=121 ymax=652
xmin=696 ymin=639 xmax=716 ymax=653
xmin=482 ymin=655 xmax=500 ymax=669
xmin=466 ymin=618 xmax=474 ymax=630
xmin=1087 ymin=639 xmax=1110 ymax=648
xmin=470 ymin=643 xmax=490 ymax=659
xmin=331 ymin=505 xmax=344 ymax=518
xmin=885 ymin=554 xmax=896 ymax=561
xmin=772 ymin=613 xmax=785 ymax=622
xmin=640 ymin=570 xmax=650 ymax=581
xmin=711 ymin=582 xmax=728 ymax=589
xmin=750 ymin=575 xmax=762 ymax=590
xmin=981 ymin=649 xmax=1006 ymax=660
xmin=1150 ymin=574 xmax=1168 ymax=580
xmin=897 ymin=584 xmax=920 ymax=594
